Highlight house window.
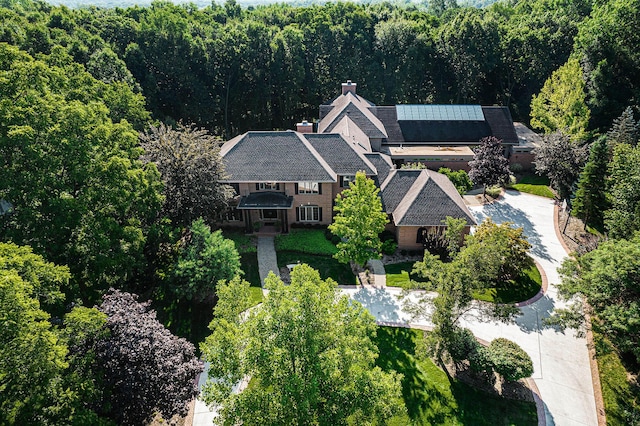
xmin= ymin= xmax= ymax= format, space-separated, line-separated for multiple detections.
xmin=297 ymin=181 xmax=319 ymax=194
xmin=340 ymin=175 xmax=355 ymax=188
xmin=223 ymin=208 xmax=243 ymax=222
xmin=297 ymin=205 xmax=321 ymax=222
xmin=257 ymin=182 xmax=280 ymax=191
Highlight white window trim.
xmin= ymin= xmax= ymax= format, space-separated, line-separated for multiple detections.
xmin=298 ymin=181 xmax=319 ymax=194
xmin=299 ymin=205 xmax=320 ymax=222
xmin=341 ymin=175 xmax=355 ymax=187
xmin=259 ymin=182 xmax=279 ymax=190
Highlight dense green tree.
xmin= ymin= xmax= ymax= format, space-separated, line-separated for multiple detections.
xmin=605 ymin=143 xmax=640 ymax=238
xmin=468 ymin=136 xmax=510 ymax=196
xmin=551 ymin=236 xmax=640 ymax=363
xmin=140 ymin=123 xmax=233 ymax=227
xmin=530 ymin=57 xmax=590 ymax=141
xmin=172 ymin=218 xmax=241 ymax=302
xmin=572 ymin=136 xmax=608 ymax=230
xmin=458 ymin=218 xmax=533 ymax=287
xmin=438 ymin=167 xmax=473 ymax=195
xmin=576 ymin=0 xmax=640 ymax=131
xmin=534 ymin=131 xmax=587 ymax=200
xmin=329 ymin=171 xmax=388 ymax=267
xmin=437 ymin=8 xmax=499 ymax=103
xmin=0 ymin=244 xmax=71 ymax=425
xmin=0 ymin=44 xmax=162 ymax=300
xmin=201 ymin=266 xmax=405 ymax=425
xmin=487 ymin=338 xmax=533 ymax=382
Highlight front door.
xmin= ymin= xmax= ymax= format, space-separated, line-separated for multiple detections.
xmin=261 ymin=209 xmax=278 ymax=224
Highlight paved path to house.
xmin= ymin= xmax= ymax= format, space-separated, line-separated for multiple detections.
xmin=366 ymin=259 xmax=386 ymax=287
xmin=257 ymin=236 xmax=279 ymax=286
xmin=341 ymin=191 xmax=598 ymax=426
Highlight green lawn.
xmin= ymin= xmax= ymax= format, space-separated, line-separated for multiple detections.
xmin=386 ymin=261 xmax=541 ymax=304
xmin=509 ymin=175 xmax=555 ymax=198
xmin=275 ymin=228 xmax=338 ymax=255
xmin=240 ymin=252 xmax=263 ymax=306
xmin=277 ymin=251 xmax=357 ymax=285
xmin=473 ymin=264 xmax=542 ymax=304
xmin=223 ymin=230 xmax=257 ymax=254
xmin=374 ymin=327 xmax=538 ymax=425
xmin=593 ymin=331 xmax=640 ymax=425
xmin=385 ymin=261 xmax=429 ymax=289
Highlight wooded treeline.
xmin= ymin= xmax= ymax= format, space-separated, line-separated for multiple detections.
xmin=3 ymin=0 xmax=634 ymax=138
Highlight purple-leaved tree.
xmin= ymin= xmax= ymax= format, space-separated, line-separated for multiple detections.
xmin=96 ymin=289 xmax=202 ymax=425
xmin=468 ymin=136 xmax=510 ymax=197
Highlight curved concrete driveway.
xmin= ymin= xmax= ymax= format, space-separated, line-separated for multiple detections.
xmin=342 ymin=191 xmax=597 ymax=426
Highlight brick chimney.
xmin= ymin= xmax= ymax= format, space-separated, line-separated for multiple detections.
xmin=341 ymin=80 xmax=357 ymax=95
xmin=296 ymin=120 xmax=313 ymax=133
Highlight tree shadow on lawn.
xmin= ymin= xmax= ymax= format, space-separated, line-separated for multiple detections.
xmin=375 ymin=327 xmax=538 ymax=425
xmin=472 ymin=199 xmax=552 ymax=262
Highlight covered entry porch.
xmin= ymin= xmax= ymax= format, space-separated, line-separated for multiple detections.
xmin=237 ymin=191 xmax=294 ymax=234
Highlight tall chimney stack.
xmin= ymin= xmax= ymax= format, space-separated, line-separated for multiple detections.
xmin=341 ymin=80 xmax=357 ymax=95
xmin=296 ymin=120 xmax=313 ymax=133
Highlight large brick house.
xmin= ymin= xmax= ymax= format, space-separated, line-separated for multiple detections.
xmin=219 ymin=116 xmax=476 ymax=249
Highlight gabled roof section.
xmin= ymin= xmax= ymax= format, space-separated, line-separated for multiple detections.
xmin=482 ymin=106 xmax=518 ymax=145
xmin=220 ymin=131 xmax=337 ymax=183
xmin=379 ymin=169 xmax=422 ymax=214
xmin=363 ymin=153 xmax=393 ymax=186
xmin=330 ymin=116 xmax=372 ymax=152
xmin=305 ymin=133 xmax=376 ymax=176
xmin=392 ymin=170 xmax=476 ymax=227
xmin=318 ymin=92 xmax=387 ymax=139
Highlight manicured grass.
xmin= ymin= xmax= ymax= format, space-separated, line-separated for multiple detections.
xmin=593 ymin=331 xmax=640 ymax=425
xmin=240 ymin=252 xmax=263 ymax=306
xmin=473 ymin=263 xmax=542 ymax=304
xmin=385 ymin=261 xmax=429 ymax=289
xmin=386 ymin=261 xmax=541 ymax=304
xmin=277 ymin=251 xmax=357 ymax=285
xmin=374 ymin=327 xmax=538 ymax=425
xmin=223 ymin=230 xmax=257 ymax=253
xmin=275 ymin=228 xmax=338 ymax=255
xmin=509 ymin=175 xmax=555 ymax=198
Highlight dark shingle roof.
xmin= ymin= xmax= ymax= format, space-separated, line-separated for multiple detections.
xmin=393 ymin=170 xmax=476 ymax=226
xmin=363 ymin=153 xmax=393 ymax=187
xmin=379 ymin=169 xmax=422 ymax=214
xmin=305 ymin=134 xmax=376 ymax=176
xmin=221 ymin=131 xmax=337 ymax=182
xmin=482 ymin=106 xmax=518 ymax=145
xmin=318 ymin=92 xmax=387 ymax=139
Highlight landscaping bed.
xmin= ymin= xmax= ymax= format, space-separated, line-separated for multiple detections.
xmin=374 ymin=327 xmax=538 ymax=425
xmin=385 ymin=261 xmax=542 ymax=304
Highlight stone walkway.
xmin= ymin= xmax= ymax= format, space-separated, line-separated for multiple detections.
xmin=366 ymin=259 xmax=387 ymax=287
xmin=257 ymin=236 xmax=279 ymax=285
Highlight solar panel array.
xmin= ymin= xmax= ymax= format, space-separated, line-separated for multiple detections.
xmin=396 ymin=104 xmax=485 ymax=121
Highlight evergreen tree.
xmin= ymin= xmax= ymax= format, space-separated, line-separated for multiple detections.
xmin=572 ymin=136 xmax=608 ymax=230
xmin=606 ymin=106 xmax=639 ymax=148
xmin=468 ymin=136 xmax=510 ymax=197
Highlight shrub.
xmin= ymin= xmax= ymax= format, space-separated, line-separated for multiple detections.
xmin=509 ymin=163 xmax=524 ymax=173
xmin=485 ymin=185 xmax=502 ymax=198
xmin=400 ymin=249 xmax=408 ymax=256
xmin=469 ymin=345 xmax=494 ymax=377
xmin=379 ymin=230 xmax=396 ymax=243
xmin=447 ymin=328 xmax=479 ymax=364
xmin=438 ymin=167 xmax=473 ymax=195
xmin=381 ymin=240 xmax=397 ymax=255
xmin=488 ymin=338 xmax=533 ymax=382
